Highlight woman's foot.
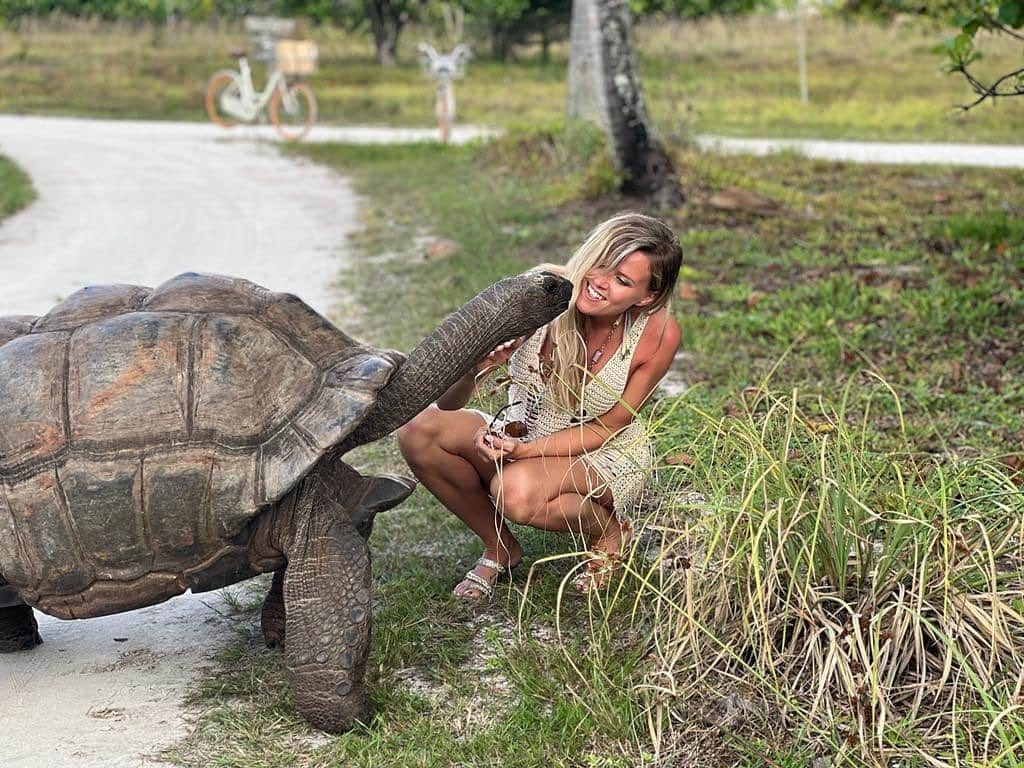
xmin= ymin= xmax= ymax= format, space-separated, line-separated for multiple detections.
xmin=453 ymin=542 xmax=522 ymax=599
xmin=573 ymin=518 xmax=633 ymax=593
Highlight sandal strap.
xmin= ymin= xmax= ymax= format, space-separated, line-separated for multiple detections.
xmin=462 ymin=569 xmax=494 ymax=597
xmin=476 ymin=556 xmax=508 ymax=574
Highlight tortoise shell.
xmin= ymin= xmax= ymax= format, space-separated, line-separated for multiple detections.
xmin=0 ymin=273 xmax=398 ymax=618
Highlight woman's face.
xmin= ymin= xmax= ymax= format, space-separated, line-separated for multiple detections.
xmin=576 ymin=250 xmax=657 ymax=319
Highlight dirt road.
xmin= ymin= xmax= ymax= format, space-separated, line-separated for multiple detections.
xmin=0 ymin=115 xmax=367 ymax=318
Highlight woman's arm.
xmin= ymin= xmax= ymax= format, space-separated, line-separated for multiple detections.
xmin=478 ymin=313 xmax=681 ymax=461
xmin=435 ymin=369 xmax=478 ymax=411
xmin=436 ymin=337 xmax=522 ymax=411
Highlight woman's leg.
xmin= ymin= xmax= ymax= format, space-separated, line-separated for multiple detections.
xmin=493 ymin=458 xmax=627 ymax=590
xmin=491 ymin=457 xmax=623 ymax=553
xmin=397 ymin=406 xmax=522 ymax=597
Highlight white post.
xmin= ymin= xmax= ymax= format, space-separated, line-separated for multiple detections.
xmin=796 ymin=0 xmax=808 ymax=104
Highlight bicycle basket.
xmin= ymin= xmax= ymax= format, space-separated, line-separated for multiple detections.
xmin=275 ymin=40 xmax=318 ymax=75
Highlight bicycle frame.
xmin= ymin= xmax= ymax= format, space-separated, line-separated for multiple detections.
xmin=218 ymin=56 xmax=291 ymax=123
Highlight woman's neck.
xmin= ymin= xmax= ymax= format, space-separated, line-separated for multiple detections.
xmin=584 ymin=312 xmax=625 ymax=334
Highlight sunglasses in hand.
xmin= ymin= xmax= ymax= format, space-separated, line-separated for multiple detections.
xmin=488 ymin=401 xmax=529 ymax=439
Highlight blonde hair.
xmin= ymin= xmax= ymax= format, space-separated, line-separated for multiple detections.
xmin=537 ymin=212 xmax=681 ymax=411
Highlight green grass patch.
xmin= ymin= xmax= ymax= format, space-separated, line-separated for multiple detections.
xmin=166 ymin=129 xmax=1024 ymax=766
xmin=2 ymin=14 xmax=1024 ymax=142
xmin=0 ymin=153 xmax=35 ymax=220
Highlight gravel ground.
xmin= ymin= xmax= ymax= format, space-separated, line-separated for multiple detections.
xmin=0 ymin=114 xmax=490 ymax=768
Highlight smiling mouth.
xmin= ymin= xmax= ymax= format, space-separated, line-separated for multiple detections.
xmin=585 ymin=282 xmax=605 ymax=301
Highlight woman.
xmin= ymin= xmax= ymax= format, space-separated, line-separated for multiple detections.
xmin=397 ymin=212 xmax=682 ymax=597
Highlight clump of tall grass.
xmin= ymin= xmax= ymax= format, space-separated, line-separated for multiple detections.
xmin=628 ymin=375 xmax=1024 ymax=765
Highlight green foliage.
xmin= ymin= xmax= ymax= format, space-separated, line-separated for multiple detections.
xmin=458 ymin=0 xmax=571 ymax=60
xmin=630 ymin=0 xmax=767 ymax=19
xmin=0 ymin=0 xmax=290 ymax=23
xmin=832 ymin=1 xmax=1024 ymax=108
xmin=941 ymin=210 xmax=1024 ymax=245
xmin=935 ymin=1 xmax=1024 ymax=106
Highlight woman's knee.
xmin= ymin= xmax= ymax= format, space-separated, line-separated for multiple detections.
xmin=396 ymin=407 xmax=443 ymax=462
xmin=492 ymin=473 xmax=544 ymax=525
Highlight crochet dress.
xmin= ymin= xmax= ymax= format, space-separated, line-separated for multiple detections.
xmin=495 ymin=312 xmax=654 ymax=521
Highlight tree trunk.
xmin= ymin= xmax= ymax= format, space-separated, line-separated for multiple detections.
xmin=365 ymin=0 xmax=402 ymax=66
xmin=567 ymin=0 xmax=683 ymax=208
xmin=491 ymin=24 xmax=512 ymax=61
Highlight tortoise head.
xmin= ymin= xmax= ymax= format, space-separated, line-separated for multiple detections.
xmin=340 ymin=270 xmax=572 ymax=450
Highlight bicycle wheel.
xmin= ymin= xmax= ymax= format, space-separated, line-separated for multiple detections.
xmin=270 ymin=82 xmax=317 ymax=142
xmin=205 ymin=71 xmax=242 ymax=128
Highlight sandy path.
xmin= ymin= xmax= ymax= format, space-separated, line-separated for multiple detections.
xmin=0 ymin=115 xmax=366 ymax=317
xmin=694 ymin=134 xmax=1024 ymax=168
xmin=0 ymin=115 xmax=491 ymax=768
xmin=1 ymin=589 xmax=253 ymax=768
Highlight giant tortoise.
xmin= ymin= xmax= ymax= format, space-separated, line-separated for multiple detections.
xmin=0 ymin=270 xmax=571 ymax=732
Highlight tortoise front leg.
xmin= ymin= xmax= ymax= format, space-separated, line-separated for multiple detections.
xmin=0 ymin=603 xmax=42 ymax=653
xmin=260 ymin=568 xmax=286 ymax=649
xmin=283 ymin=497 xmax=372 ymax=733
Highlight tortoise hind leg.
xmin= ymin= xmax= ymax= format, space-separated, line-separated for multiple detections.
xmin=0 ymin=603 xmax=42 ymax=652
xmin=283 ymin=495 xmax=372 ymax=733
xmin=260 ymin=568 xmax=286 ymax=649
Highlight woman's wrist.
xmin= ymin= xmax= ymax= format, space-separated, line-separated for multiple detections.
xmin=513 ymin=438 xmax=538 ymax=459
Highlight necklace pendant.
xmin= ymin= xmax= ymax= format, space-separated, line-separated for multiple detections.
xmin=590 ymin=349 xmax=603 ymax=365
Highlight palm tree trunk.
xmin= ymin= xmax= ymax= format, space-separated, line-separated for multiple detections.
xmin=567 ymin=0 xmax=683 ymax=208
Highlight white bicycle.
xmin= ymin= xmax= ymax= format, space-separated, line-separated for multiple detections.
xmin=205 ymin=19 xmax=318 ymax=142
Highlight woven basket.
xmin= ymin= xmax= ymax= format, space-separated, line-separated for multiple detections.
xmin=275 ymin=40 xmax=318 ymax=76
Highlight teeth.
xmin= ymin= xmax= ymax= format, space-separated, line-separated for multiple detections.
xmin=586 ymin=283 xmax=604 ymax=300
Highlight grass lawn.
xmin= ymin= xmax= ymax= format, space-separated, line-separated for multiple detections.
xmin=163 ymin=131 xmax=1024 ymax=767
xmin=1 ymin=14 xmax=1023 ymax=142
xmin=0 ymin=153 xmax=35 ymax=221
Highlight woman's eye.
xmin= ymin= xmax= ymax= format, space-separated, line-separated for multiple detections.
xmin=617 ymin=276 xmax=630 ymax=286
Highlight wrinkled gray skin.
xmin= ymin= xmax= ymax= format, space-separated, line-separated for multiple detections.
xmin=0 ymin=270 xmax=571 ymax=733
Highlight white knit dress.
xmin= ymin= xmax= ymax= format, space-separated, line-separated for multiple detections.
xmin=494 ymin=313 xmax=655 ymax=521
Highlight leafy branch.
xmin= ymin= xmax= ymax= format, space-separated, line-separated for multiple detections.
xmin=937 ymin=0 xmax=1024 ymax=109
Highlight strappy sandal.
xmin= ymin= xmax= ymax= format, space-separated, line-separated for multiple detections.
xmin=454 ymin=556 xmax=516 ymax=600
xmin=572 ymin=551 xmax=623 ymax=593
xmin=573 ymin=519 xmax=633 ymax=594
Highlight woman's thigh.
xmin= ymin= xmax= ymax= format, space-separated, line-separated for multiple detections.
xmin=493 ymin=454 xmax=613 ymax=512
xmin=401 ymin=405 xmax=497 ymax=483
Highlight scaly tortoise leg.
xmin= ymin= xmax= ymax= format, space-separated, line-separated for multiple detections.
xmin=260 ymin=568 xmax=286 ymax=649
xmin=0 ymin=603 xmax=42 ymax=653
xmin=283 ymin=495 xmax=372 ymax=733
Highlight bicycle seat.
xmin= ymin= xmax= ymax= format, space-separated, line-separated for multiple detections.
xmin=229 ymin=48 xmax=248 ymax=59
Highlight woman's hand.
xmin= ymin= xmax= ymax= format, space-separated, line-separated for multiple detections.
xmin=473 ymin=427 xmax=526 ymax=462
xmin=474 ymin=338 xmax=522 ymax=375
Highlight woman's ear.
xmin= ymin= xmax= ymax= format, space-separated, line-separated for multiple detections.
xmin=637 ymin=292 xmax=657 ymax=307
